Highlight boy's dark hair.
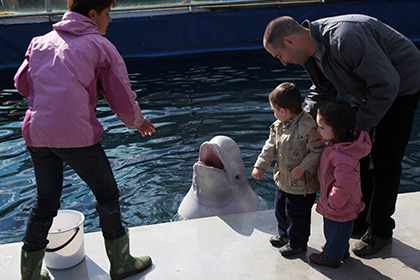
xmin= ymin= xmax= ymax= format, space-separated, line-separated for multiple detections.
xmin=67 ymin=0 xmax=116 ymax=17
xmin=318 ymin=100 xmax=356 ymax=143
xmin=269 ymin=82 xmax=303 ymax=114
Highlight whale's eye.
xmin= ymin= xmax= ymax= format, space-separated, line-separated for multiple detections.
xmin=235 ymin=175 xmax=240 ymax=180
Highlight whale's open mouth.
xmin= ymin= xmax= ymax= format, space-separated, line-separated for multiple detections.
xmin=199 ymin=143 xmax=224 ymax=170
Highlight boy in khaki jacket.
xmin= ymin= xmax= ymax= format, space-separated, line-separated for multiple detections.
xmin=252 ymin=82 xmax=325 ymax=257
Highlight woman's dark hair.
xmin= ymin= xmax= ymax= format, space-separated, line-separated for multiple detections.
xmin=269 ymin=82 xmax=303 ymax=114
xmin=67 ymin=0 xmax=116 ymax=17
xmin=318 ymin=100 xmax=357 ymax=143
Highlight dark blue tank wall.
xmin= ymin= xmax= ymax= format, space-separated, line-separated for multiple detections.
xmin=1 ymin=0 xmax=420 ymax=69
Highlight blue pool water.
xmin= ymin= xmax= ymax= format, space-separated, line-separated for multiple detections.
xmin=1 ymin=49 xmax=419 ymax=245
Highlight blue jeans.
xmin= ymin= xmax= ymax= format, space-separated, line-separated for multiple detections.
xmin=22 ymin=142 xmax=125 ymax=252
xmin=275 ymin=188 xmax=316 ymax=248
xmin=323 ymin=217 xmax=354 ymax=262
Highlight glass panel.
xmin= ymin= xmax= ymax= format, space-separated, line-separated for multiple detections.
xmin=1 ymin=0 xmax=45 ymax=13
xmin=191 ymin=0 xmax=253 ymax=2
xmin=116 ymin=0 xmax=185 ymax=8
xmin=1 ymin=0 xmax=313 ymax=15
xmin=0 ymin=0 xmax=208 ymax=14
xmin=51 ymin=0 xmax=68 ymax=12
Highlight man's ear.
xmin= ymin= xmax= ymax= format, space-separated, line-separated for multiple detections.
xmin=88 ymin=9 xmax=96 ymax=21
xmin=283 ymin=36 xmax=296 ymax=47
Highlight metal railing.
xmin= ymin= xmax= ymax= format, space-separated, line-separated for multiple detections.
xmin=0 ymin=0 xmax=325 ymax=24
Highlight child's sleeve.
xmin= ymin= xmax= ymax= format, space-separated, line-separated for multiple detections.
xmin=300 ymin=124 xmax=325 ymax=173
xmin=254 ymin=123 xmax=278 ymax=171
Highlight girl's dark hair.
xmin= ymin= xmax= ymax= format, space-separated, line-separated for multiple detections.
xmin=318 ymin=100 xmax=356 ymax=143
xmin=67 ymin=0 xmax=116 ymax=17
xmin=269 ymin=82 xmax=303 ymax=114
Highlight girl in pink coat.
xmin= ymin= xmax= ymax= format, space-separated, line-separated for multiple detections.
xmin=310 ymin=100 xmax=372 ymax=268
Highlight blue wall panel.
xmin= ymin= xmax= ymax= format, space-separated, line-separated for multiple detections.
xmin=1 ymin=0 xmax=420 ymax=69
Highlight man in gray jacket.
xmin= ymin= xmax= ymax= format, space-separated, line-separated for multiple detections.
xmin=263 ymin=14 xmax=420 ymax=257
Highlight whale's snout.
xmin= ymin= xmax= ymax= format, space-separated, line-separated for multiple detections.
xmin=199 ymin=143 xmax=224 ymax=170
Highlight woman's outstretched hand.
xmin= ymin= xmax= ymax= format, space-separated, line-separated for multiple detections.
xmin=137 ymin=119 xmax=156 ymax=136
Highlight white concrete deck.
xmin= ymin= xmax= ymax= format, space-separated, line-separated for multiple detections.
xmin=1 ymin=192 xmax=420 ymax=279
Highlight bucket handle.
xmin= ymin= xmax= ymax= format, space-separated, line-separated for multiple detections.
xmin=46 ymin=227 xmax=80 ymax=253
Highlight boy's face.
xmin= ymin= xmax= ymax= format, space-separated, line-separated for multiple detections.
xmin=271 ymin=103 xmax=288 ymax=123
xmin=316 ymin=112 xmax=334 ymax=141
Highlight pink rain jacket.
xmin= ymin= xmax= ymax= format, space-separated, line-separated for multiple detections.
xmin=316 ymin=130 xmax=372 ymax=222
xmin=14 ymin=12 xmax=144 ymax=148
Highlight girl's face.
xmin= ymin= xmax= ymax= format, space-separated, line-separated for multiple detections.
xmin=89 ymin=6 xmax=112 ymax=35
xmin=316 ymin=112 xmax=334 ymax=141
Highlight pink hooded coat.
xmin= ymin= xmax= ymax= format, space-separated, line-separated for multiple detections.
xmin=316 ymin=130 xmax=372 ymax=222
xmin=14 ymin=12 xmax=144 ymax=148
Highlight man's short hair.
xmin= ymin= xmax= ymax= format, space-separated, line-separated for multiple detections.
xmin=264 ymin=16 xmax=303 ymax=48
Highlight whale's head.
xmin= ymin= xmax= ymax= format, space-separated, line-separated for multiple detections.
xmin=178 ymin=135 xmax=261 ymax=219
xmin=193 ymin=135 xmax=248 ymax=198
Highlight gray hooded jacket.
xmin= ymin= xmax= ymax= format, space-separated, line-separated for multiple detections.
xmin=303 ymin=14 xmax=420 ymax=130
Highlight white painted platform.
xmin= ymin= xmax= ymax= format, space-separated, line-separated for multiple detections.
xmin=1 ymin=192 xmax=420 ymax=279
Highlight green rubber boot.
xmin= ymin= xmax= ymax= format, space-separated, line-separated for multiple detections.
xmin=21 ymin=249 xmax=50 ymax=280
xmin=104 ymin=229 xmax=152 ymax=280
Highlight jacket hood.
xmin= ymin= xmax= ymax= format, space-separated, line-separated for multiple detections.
xmin=331 ymin=130 xmax=371 ymax=160
xmin=53 ymin=12 xmax=99 ymax=36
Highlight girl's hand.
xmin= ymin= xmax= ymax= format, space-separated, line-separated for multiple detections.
xmin=291 ymin=165 xmax=305 ymax=179
xmin=137 ymin=119 xmax=156 ymax=136
xmin=252 ymin=167 xmax=264 ymax=180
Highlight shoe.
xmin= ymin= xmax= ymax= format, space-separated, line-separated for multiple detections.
xmin=279 ymin=244 xmax=306 ymax=257
xmin=269 ymin=235 xmax=288 ymax=248
xmin=352 ymin=232 xmax=392 ymax=257
xmin=310 ymin=252 xmax=341 ymax=268
xmin=105 ymin=228 xmax=152 ymax=280
xmin=321 ymin=243 xmax=350 ymax=259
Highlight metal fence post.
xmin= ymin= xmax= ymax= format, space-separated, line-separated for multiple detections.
xmin=45 ymin=0 xmax=52 ymax=12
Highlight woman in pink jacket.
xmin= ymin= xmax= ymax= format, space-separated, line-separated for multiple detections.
xmin=309 ymin=100 xmax=371 ymax=268
xmin=15 ymin=1 xmax=155 ymax=279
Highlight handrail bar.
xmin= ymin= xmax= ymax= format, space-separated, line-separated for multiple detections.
xmin=0 ymin=0 xmax=324 ymax=20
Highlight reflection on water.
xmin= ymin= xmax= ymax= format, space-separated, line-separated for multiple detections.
xmin=0 ymin=49 xmax=419 ymax=244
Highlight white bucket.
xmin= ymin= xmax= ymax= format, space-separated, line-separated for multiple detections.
xmin=44 ymin=210 xmax=85 ymax=269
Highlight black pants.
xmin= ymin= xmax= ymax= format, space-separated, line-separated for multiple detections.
xmin=355 ymin=91 xmax=420 ymax=239
xmin=275 ymin=188 xmax=316 ymax=248
xmin=22 ymin=142 xmax=125 ymax=252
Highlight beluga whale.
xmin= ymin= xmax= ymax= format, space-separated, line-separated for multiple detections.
xmin=177 ymin=135 xmax=263 ymax=220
